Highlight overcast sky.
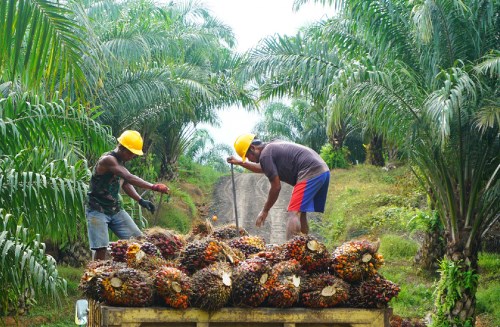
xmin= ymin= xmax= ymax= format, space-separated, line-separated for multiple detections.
xmin=197 ymin=0 xmax=331 ymax=149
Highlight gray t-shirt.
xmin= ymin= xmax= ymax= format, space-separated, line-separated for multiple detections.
xmin=258 ymin=141 xmax=329 ymax=186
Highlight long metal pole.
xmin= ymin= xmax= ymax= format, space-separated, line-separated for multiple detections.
xmin=230 ymin=163 xmax=239 ymax=230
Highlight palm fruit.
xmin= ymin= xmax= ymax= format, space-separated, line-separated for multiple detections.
xmin=228 ymin=236 xmax=266 ymax=257
xmin=140 ymin=241 xmax=161 ymax=256
xmin=100 ymin=267 xmax=153 ymax=307
xmin=186 ymin=219 xmax=214 ymax=242
xmin=179 ymin=238 xmax=234 ymax=274
xmin=79 ymin=260 xmax=126 ymax=301
xmin=109 ymin=239 xmax=130 ymax=262
xmin=331 ymin=239 xmax=384 ymax=282
xmin=190 ymin=262 xmax=232 ymax=311
xmin=347 ymin=274 xmax=400 ymax=308
xmin=144 ymin=227 xmax=185 ymax=260
xmin=154 ymin=266 xmax=191 ymax=309
xmin=300 ymin=273 xmax=349 ymax=308
xmin=252 ymin=244 xmax=283 ymax=265
xmin=282 ymin=235 xmax=330 ymax=273
xmin=265 ymin=260 xmax=302 ymax=308
xmin=231 ymin=257 xmax=271 ymax=307
xmin=125 ymin=242 xmax=169 ymax=273
xmin=212 ymin=224 xmax=249 ymax=240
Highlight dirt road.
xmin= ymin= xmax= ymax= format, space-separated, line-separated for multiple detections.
xmin=208 ymin=172 xmax=293 ymax=244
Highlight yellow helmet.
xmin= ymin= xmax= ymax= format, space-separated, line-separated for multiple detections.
xmin=117 ymin=130 xmax=144 ymax=155
xmin=234 ymin=133 xmax=255 ymax=162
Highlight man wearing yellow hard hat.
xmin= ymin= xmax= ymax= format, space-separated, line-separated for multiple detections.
xmin=86 ymin=130 xmax=170 ymax=260
xmin=228 ymin=133 xmax=330 ymax=240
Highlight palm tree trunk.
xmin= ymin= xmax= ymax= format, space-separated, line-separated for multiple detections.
xmin=434 ymin=232 xmax=480 ymax=326
xmin=414 ymin=224 xmax=445 ymax=272
xmin=366 ymin=134 xmax=385 ymax=166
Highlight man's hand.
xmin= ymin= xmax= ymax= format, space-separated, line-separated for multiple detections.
xmin=152 ymin=183 xmax=169 ymax=194
xmin=139 ymin=198 xmax=155 ymax=213
xmin=256 ymin=210 xmax=269 ymax=227
xmin=226 ymin=156 xmax=242 ymax=165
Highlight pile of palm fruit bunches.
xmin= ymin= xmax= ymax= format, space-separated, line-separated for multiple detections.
xmin=79 ymin=221 xmax=400 ymax=310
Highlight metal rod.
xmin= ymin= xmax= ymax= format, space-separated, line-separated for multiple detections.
xmin=153 ymin=193 xmax=164 ymax=225
xmin=230 ymin=163 xmax=239 ymax=230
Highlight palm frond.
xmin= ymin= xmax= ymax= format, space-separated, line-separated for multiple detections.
xmin=0 ymin=211 xmax=66 ymax=315
xmin=0 ymin=0 xmax=88 ymax=98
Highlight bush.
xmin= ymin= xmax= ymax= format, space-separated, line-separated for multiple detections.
xmin=320 ymin=144 xmax=350 ymax=169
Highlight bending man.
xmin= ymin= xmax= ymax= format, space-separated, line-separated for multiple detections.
xmin=86 ymin=130 xmax=169 ymax=260
xmin=227 ymin=134 xmax=330 ymax=239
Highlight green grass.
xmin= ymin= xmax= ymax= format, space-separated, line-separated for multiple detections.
xmin=17 ymin=266 xmax=84 ymax=327
xmin=476 ymin=252 xmax=500 ymax=325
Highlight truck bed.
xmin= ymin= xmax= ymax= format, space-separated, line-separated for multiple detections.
xmin=88 ymin=300 xmax=392 ymax=327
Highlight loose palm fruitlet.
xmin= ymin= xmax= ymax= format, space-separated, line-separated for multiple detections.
xmin=300 ymin=273 xmax=349 ymax=308
xmin=79 ymin=260 xmax=126 ymax=301
xmin=154 ymin=266 xmax=191 ymax=309
xmin=228 ymin=235 xmax=266 ymax=257
xmin=179 ymin=238 xmax=235 ymax=274
xmin=186 ymin=219 xmax=214 ymax=242
xmin=101 ymin=267 xmax=154 ymax=307
xmin=331 ymin=239 xmax=384 ymax=282
xmin=231 ymin=257 xmax=271 ymax=307
xmin=190 ymin=262 xmax=233 ymax=311
xmin=212 ymin=224 xmax=249 ymax=240
xmin=347 ymin=274 xmax=400 ymax=308
xmin=265 ymin=260 xmax=302 ymax=308
xmin=144 ymin=227 xmax=186 ymax=260
xmin=109 ymin=239 xmax=131 ymax=262
xmin=282 ymin=235 xmax=330 ymax=273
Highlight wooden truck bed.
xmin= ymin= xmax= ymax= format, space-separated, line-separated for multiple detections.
xmin=88 ymin=300 xmax=392 ymax=327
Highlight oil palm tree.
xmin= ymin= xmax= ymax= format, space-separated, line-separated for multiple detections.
xmin=74 ymin=0 xmax=254 ymax=177
xmin=0 ymin=0 xmax=88 ymax=100
xmin=253 ymin=99 xmax=328 ymax=152
xmin=291 ymin=0 xmax=499 ymax=325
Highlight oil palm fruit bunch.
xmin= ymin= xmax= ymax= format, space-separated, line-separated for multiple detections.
xmin=125 ymin=242 xmax=169 ymax=272
xmin=144 ymin=227 xmax=186 ymax=260
xmin=253 ymin=244 xmax=283 ymax=265
xmin=79 ymin=260 xmax=126 ymax=301
xmin=265 ymin=260 xmax=302 ymax=308
xmin=109 ymin=239 xmax=130 ymax=262
xmin=101 ymin=267 xmax=153 ymax=307
xmin=212 ymin=224 xmax=249 ymax=240
xmin=154 ymin=266 xmax=191 ymax=309
xmin=284 ymin=235 xmax=330 ymax=273
xmin=228 ymin=235 xmax=266 ymax=257
xmin=179 ymin=238 xmax=230 ymax=274
xmin=331 ymin=239 xmax=384 ymax=282
xmin=190 ymin=262 xmax=232 ymax=311
xmin=347 ymin=274 xmax=400 ymax=308
xmin=186 ymin=219 xmax=214 ymax=242
xmin=300 ymin=273 xmax=349 ymax=308
xmin=231 ymin=257 xmax=271 ymax=307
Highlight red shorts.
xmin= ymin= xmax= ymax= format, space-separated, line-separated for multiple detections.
xmin=288 ymin=171 xmax=330 ymax=213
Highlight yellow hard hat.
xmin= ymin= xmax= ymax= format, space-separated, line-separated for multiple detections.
xmin=234 ymin=133 xmax=255 ymax=162
xmin=117 ymin=130 xmax=144 ymax=155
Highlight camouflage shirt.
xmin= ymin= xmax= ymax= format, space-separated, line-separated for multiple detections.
xmin=87 ymin=151 xmax=123 ymax=215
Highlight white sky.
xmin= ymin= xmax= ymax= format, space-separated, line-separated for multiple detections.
xmin=197 ymin=0 xmax=331 ymax=148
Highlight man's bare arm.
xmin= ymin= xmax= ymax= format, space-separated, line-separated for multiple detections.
xmin=122 ymin=182 xmax=141 ymax=201
xmin=226 ymin=156 xmax=263 ymax=173
xmin=98 ymin=156 xmax=153 ymax=190
xmin=263 ymin=175 xmax=281 ymax=212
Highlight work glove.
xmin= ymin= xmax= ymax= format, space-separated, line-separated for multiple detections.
xmin=139 ymin=198 xmax=155 ymax=213
xmin=152 ymin=183 xmax=169 ymax=194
